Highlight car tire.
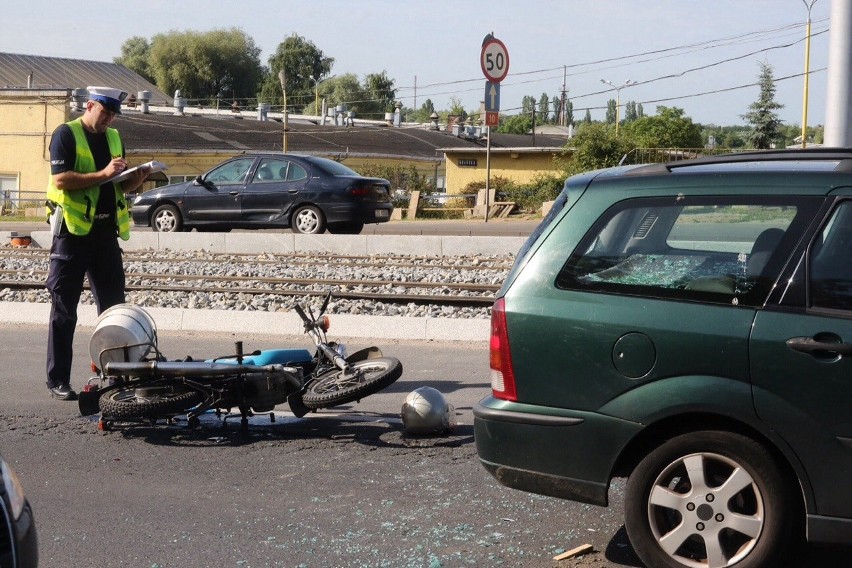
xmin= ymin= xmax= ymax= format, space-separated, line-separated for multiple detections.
xmin=151 ymin=204 xmax=183 ymax=232
xmin=327 ymin=221 xmax=364 ymax=235
xmin=291 ymin=205 xmax=326 ymax=234
xmin=624 ymin=430 xmax=795 ymax=568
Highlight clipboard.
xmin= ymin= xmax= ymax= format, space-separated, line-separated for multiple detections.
xmin=109 ymin=160 xmax=168 ymax=184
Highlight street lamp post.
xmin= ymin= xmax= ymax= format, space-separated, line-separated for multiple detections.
xmin=297 ymin=74 xmax=322 ymax=116
xmin=278 ymin=70 xmax=288 ymax=153
xmin=801 ymin=0 xmax=818 ymax=148
xmin=600 ymin=78 xmax=637 ymax=136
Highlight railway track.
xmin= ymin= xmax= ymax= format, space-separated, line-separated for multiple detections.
xmin=0 ymin=248 xmax=509 ymax=309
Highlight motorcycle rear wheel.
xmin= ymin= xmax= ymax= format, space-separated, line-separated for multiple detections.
xmin=99 ymin=383 xmax=204 ymax=420
xmin=302 ymin=357 xmax=402 ymax=409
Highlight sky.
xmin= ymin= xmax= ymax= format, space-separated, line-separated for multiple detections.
xmin=3 ymin=0 xmax=835 ymax=127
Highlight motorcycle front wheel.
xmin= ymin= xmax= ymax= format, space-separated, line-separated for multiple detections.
xmin=302 ymin=357 xmax=402 ymax=409
xmin=99 ymin=383 xmax=204 ymax=420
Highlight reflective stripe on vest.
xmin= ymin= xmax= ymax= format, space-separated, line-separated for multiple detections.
xmin=45 ymin=118 xmax=131 ymax=240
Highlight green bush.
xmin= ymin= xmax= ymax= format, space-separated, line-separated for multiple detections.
xmin=461 ymin=174 xmax=563 ymax=213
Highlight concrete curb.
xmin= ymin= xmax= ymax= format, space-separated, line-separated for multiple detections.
xmin=25 ymin=230 xmax=526 ymax=257
xmin=0 ymin=302 xmax=490 ymax=342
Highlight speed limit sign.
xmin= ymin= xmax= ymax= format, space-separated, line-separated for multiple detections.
xmin=481 ymin=36 xmax=510 ymax=83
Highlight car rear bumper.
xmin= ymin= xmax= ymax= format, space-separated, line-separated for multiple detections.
xmin=324 ymin=202 xmax=393 ymax=224
xmin=473 ymin=396 xmax=642 ymax=506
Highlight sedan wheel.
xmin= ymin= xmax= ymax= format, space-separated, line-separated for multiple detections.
xmin=291 ymin=205 xmax=326 ymax=234
xmin=624 ymin=431 xmax=794 ymax=568
xmin=152 ymin=204 xmax=182 ymax=232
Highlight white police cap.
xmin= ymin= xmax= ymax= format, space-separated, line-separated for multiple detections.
xmin=87 ymin=86 xmax=128 ymax=114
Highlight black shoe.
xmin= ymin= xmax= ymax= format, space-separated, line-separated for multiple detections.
xmin=48 ymin=384 xmax=77 ymax=401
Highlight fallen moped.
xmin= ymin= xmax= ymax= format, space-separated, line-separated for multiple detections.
xmin=78 ymin=293 xmax=403 ymax=431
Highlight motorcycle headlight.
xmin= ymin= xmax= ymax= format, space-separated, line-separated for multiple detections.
xmin=1 ymin=457 xmax=27 ymax=520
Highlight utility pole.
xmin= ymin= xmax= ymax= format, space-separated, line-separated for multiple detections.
xmin=801 ymin=0 xmax=817 ymax=148
xmin=278 ymin=70 xmax=288 ymax=153
xmin=560 ymin=65 xmax=567 ymax=127
xmin=824 ymin=0 xmax=852 ymax=146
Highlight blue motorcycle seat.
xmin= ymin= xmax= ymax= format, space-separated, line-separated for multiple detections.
xmin=212 ymin=349 xmax=313 ymax=366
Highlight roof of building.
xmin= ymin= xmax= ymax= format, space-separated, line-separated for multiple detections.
xmin=107 ymin=107 xmax=569 ymax=162
xmin=2 ymin=52 xmax=569 ymax=161
xmin=0 ymin=52 xmax=171 ymax=103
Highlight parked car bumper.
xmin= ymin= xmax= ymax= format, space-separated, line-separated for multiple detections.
xmin=323 ymin=202 xmax=393 ymax=224
xmin=130 ymin=203 xmax=153 ymax=226
xmin=473 ymin=396 xmax=642 ymax=506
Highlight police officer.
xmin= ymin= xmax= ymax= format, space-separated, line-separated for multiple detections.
xmin=45 ymin=86 xmax=149 ymax=400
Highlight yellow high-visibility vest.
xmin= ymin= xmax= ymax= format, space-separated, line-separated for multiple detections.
xmin=45 ymin=118 xmax=131 ymax=240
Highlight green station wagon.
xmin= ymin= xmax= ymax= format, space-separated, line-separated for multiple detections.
xmin=474 ymin=149 xmax=851 ymax=568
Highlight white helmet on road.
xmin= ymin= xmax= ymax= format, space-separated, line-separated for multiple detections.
xmin=401 ymin=386 xmax=455 ymax=435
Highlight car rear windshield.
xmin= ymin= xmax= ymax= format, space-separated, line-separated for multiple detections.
xmin=303 ymin=156 xmax=360 ymax=176
xmin=556 ymin=195 xmax=822 ymax=307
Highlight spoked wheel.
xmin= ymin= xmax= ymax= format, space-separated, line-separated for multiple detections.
xmin=291 ymin=205 xmax=326 ymax=234
xmin=152 ymin=204 xmax=183 ymax=232
xmin=99 ymin=383 xmax=204 ymax=420
xmin=625 ymin=431 xmax=795 ymax=568
xmin=301 ymin=357 xmax=402 ymax=409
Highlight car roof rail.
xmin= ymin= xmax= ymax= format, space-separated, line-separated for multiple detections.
xmin=658 ymin=148 xmax=852 ymax=172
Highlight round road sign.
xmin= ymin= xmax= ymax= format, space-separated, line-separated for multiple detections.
xmin=481 ymin=38 xmax=510 ymax=83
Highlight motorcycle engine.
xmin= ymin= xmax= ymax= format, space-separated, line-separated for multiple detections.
xmin=241 ymin=368 xmax=302 ymax=412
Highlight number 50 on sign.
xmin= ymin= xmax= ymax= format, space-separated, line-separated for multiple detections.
xmin=480 ymin=37 xmax=510 ymax=83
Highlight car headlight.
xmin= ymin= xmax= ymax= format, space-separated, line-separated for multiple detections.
xmin=1 ymin=457 xmax=27 ymax=520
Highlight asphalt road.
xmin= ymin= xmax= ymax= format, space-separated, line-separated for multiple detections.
xmin=1 ymin=324 xmax=848 ymax=568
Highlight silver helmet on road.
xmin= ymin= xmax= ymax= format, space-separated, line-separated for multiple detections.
xmin=401 ymin=386 xmax=455 ymax=435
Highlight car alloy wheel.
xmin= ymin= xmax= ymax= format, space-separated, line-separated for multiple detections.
xmin=152 ymin=204 xmax=182 ymax=232
xmin=291 ymin=205 xmax=326 ymax=234
xmin=625 ymin=431 xmax=794 ymax=568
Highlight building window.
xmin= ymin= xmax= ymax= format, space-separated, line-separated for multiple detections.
xmin=458 ymin=159 xmax=478 ymax=167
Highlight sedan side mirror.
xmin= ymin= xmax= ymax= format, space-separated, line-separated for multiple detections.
xmin=194 ymin=175 xmax=214 ymax=190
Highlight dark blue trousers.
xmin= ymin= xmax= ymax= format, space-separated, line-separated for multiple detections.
xmin=45 ymin=231 xmax=125 ymax=388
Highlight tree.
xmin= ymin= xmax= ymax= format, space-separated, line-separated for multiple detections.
xmin=521 ymin=95 xmax=536 ymax=115
xmin=318 ymin=73 xmax=363 ymax=117
xmin=553 ymin=96 xmax=573 ymax=126
xmin=624 ymin=101 xmax=639 ymax=123
xmin=448 ymin=96 xmax=467 ymax=121
xmin=605 ymin=99 xmax=616 ymax=124
xmin=257 ymin=34 xmax=334 ymax=111
xmin=114 ymin=37 xmax=154 ymax=83
xmin=584 ymin=108 xmax=592 ymax=124
xmin=146 ymin=29 xmax=264 ymax=104
xmin=406 ymin=98 xmax=436 ymax=123
xmin=497 ymin=114 xmax=533 ymax=134
xmin=742 ymin=61 xmax=784 ymax=149
xmin=538 ymin=93 xmax=550 ymax=123
xmin=360 ymin=71 xmax=397 ymax=118
xmin=625 ymin=106 xmax=703 ymax=148
xmin=564 ymin=122 xmax=634 ymax=175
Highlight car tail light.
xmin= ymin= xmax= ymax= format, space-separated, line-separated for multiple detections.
xmin=349 ymin=186 xmax=371 ymax=196
xmin=490 ymin=297 xmax=517 ymax=401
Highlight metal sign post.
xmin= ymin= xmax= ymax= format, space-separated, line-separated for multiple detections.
xmin=480 ymin=34 xmax=509 ymax=222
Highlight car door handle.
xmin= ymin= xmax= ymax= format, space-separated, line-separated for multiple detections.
xmin=229 ymin=191 xmax=240 ymax=196
xmin=288 ymin=189 xmax=298 ymax=194
xmin=786 ymin=335 xmax=852 ymax=358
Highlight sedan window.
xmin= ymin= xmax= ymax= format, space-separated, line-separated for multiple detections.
xmin=287 ymin=163 xmax=308 ymax=181
xmin=206 ymin=158 xmax=254 ymax=185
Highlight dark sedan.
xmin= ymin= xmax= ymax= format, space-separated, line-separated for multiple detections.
xmin=1 ymin=453 xmax=38 ymax=568
xmin=131 ymin=154 xmax=394 ymax=234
